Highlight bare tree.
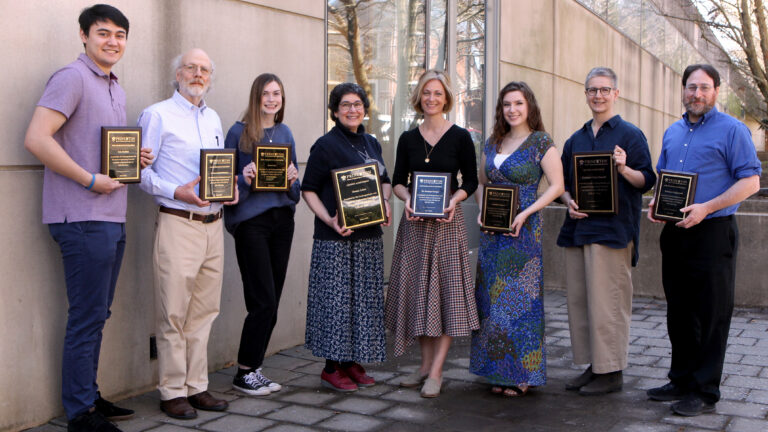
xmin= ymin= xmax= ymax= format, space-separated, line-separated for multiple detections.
xmin=694 ymin=0 xmax=768 ymax=127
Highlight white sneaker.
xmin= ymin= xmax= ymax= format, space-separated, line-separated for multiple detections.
xmin=254 ymin=368 xmax=282 ymax=392
xmin=233 ymin=371 xmax=271 ymax=396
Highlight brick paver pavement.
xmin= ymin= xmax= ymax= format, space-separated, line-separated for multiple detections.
xmin=29 ymin=290 xmax=768 ymax=431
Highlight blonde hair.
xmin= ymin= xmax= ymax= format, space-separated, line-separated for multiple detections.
xmin=410 ymin=70 xmax=454 ymax=114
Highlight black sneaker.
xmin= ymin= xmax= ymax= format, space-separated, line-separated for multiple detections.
xmin=68 ymin=410 xmax=122 ymax=432
xmin=671 ymin=394 xmax=716 ymax=416
xmin=94 ymin=395 xmax=135 ymax=421
xmin=647 ymin=382 xmax=688 ymax=401
xmin=233 ymin=371 xmax=271 ymax=396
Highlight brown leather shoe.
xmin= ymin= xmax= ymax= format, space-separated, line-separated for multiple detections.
xmin=160 ymin=397 xmax=197 ymax=420
xmin=188 ymin=391 xmax=228 ymax=412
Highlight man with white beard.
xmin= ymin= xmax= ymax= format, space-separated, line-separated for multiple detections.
xmin=138 ymin=48 xmax=236 ymax=420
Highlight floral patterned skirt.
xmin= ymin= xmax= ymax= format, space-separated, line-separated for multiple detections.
xmin=304 ymin=237 xmax=386 ymax=363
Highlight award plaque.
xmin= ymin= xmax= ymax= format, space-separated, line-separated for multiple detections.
xmin=199 ymin=149 xmax=236 ymax=202
xmin=651 ymin=170 xmax=698 ymax=222
xmin=573 ymin=151 xmax=618 ymax=214
xmin=101 ymin=126 xmax=141 ymax=183
xmin=252 ymin=144 xmax=291 ymax=192
xmin=481 ymin=184 xmax=520 ymax=233
xmin=411 ymin=172 xmax=451 ymax=218
xmin=331 ymin=162 xmax=387 ymax=229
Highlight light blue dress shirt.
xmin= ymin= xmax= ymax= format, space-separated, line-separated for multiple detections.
xmin=657 ymin=107 xmax=762 ymax=218
xmin=138 ymin=91 xmax=224 ymax=213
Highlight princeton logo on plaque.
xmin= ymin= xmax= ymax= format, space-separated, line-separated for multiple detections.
xmin=410 ymin=172 xmax=451 ymax=218
xmin=651 ymin=169 xmax=698 ymax=222
xmin=573 ymin=151 xmax=618 ymax=215
xmin=331 ymin=162 xmax=387 ymax=230
xmin=199 ymin=149 xmax=236 ymax=202
xmin=481 ymin=184 xmax=520 ymax=233
xmin=252 ymin=144 xmax=291 ymax=192
xmin=101 ymin=126 xmax=141 ymax=183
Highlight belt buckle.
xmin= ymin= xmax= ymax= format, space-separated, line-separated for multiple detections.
xmin=202 ymin=213 xmax=216 ymax=223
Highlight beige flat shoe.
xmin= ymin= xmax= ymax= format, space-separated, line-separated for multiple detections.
xmin=420 ymin=377 xmax=442 ymax=398
xmin=399 ymin=370 xmax=428 ymax=388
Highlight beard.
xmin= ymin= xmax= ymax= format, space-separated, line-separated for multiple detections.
xmin=684 ymin=95 xmax=715 ymax=118
xmin=179 ymin=80 xmax=208 ymax=100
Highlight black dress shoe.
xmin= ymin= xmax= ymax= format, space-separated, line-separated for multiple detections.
xmin=160 ymin=397 xmax=197 ymax=420
xmin=188 ymin=391 xmax=229 ymax=412
xmin=68 ymin=410 xmax=122 ymax=432
xmin=671 ymin=395 xmax=716 ymax=416
xmin=565 ymin=365 xmax=595 ymax=391
xmin=647 ymin=382 xmax=689 ymax=401
xmin=94 ymin=395 xmax=135 ymax=421
xmin=578 ymin=371 xmax=622 ymax=396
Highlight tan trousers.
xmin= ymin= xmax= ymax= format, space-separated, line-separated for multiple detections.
xmin=565 ymin=243 xmax=633 ymax=374
xmin=154 ymin=211 xmax=224 ymax=400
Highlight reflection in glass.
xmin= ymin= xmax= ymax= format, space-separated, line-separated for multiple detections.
xmin=429 ymin=0 xmax=447 ymax=70
xmin=456 ymin=0 xmax=485 ymax=155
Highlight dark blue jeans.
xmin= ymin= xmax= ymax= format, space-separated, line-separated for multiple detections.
xmin=49 ymin=221 xmax=126 ymax=419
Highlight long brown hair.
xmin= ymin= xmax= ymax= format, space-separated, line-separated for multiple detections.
xmin=490 ymin=81 xmax=545 ymax=152
xmin=239 ymin=73 xmax=285 ymax=153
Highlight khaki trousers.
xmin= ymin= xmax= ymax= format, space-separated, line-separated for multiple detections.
xmin=154 ymin=211 xmax=223 ymax=400
xmin=565 ymin=243 xmax=633 ymax=374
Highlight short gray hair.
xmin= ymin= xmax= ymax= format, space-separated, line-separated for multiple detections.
xmin=584 ymin=67 xmax=617 ymax=89
xmin=170 ymin=54 xmax=216 ymax=90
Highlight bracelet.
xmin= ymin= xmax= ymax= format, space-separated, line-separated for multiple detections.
xmin=85 ymin=174 xmax=96 ymax=190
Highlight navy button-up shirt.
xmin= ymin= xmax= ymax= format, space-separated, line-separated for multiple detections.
xmin=657 ymin=107 xmax=761 ymax=218
xmin=557 ymin=115 xmax=656 ymax=266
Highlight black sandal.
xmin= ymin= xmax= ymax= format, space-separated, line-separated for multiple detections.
xmin=501 ymin=384 xmax=529 ymax=397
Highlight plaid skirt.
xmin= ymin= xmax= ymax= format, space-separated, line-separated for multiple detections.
xmin=304 ymin=238 xmax=387 ymax=363
xmin=385 ymin=203 xmax=479 ymax=356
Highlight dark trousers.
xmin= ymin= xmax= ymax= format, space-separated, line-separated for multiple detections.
xmin=233 ymin=207 xmax=295 ymax=368
xmin=49 ymin=221 xmax=126 ymax=419
xmin=660 ymin=216 xmax=737 ymax=403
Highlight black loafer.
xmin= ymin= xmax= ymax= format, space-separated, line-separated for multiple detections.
xmin=94 ymin=396 xmax=135 ymax=421
xmin=647 ymin=382 xmax=688 ymax=401
xmin=671 ymin=395 xmax=715 ymax=416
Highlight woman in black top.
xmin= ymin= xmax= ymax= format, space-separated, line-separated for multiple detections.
xmin=385 ymin=70 xmax=479 ymax=398
xmin=301 ymin=83 xmax=392 ymax=392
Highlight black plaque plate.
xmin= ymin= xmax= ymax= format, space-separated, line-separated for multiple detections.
xmin=331 ymin=162 xmax=387 ymax=229
xmin=252 ymin=143 xmax=291 ymax=192
xmin=651 ymin=169 xmax=698 ymax=222
xmin=411 ymin=172 xmax=451 ymax=218
xmin=101 ymin=126 xmax=141 ymax=183
xmin=199 ymin=149 xmax=236 ymax=202
xmin=481 ymin=184 xmax=520 ymax=233
xmin=573 ymin=151 xmax=618 ymax=214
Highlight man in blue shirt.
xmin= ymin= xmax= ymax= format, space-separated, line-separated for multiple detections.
xmin=647 ymin=64 xmax=761 ymax=416
xmin=558 ymin=67 xmax=656 ymax=396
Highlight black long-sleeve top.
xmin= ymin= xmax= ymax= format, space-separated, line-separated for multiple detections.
xmin=392 ymin=125 xmax=478 ymax=196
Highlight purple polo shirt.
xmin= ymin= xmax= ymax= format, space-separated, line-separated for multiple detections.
xmin=36 ymin=53 xmax=127 ymax=224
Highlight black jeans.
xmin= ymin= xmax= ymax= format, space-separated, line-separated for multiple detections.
xmin=234 ymin=206 xmax=295 ymax=368
xmin=660 ymin=216 xmax=737 ymax=403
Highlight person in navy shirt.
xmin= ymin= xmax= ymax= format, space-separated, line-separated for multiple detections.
xmin=558 ymin=67 xmax=655 ymax=396
xmin=646 ymin=64 xmax=761 ymax=416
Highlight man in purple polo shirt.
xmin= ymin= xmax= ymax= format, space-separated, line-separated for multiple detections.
xmin=647 ymin=64 xmax=761 ymax=416
xmin=24 ymin=5 xmax=151 ymax=432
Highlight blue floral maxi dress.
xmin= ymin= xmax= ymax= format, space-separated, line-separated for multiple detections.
xmin=469 ymin=131 xmax=554 ymax=387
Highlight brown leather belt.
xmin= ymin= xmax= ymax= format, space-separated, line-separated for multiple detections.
xmin=160 ymin=206 xmax=222 ymax=223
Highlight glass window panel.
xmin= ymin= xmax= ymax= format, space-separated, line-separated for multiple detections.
xmin=607 ymin=0 xmax=642 ymax=41
xmin=429 ymin=0 xmax=447 ymax=70
xmin=576 ymin=0 xmax=608 ymax=17
xmin=456 ymin=0 xmax=485 ymax=155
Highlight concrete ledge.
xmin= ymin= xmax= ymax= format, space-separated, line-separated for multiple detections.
xmin=542 ymin=198 xmax=768 ymax=307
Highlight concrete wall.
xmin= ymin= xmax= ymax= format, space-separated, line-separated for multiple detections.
xmin=542 ymin=199 xmax=768 ymax=306
xmin=0 ymin=1 xmax=324 ymax=430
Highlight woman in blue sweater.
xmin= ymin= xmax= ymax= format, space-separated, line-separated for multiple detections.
xmin=224 ymin=73 xmax=300 ymax=396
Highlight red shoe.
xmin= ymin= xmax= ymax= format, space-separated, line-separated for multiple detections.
xmin=321 ymin=368 xmax=358 ymax=392
xmin=341 ymin=363 xmax=375 ymax=387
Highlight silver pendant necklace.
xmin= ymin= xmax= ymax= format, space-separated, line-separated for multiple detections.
xmin=264 ymin=126 xmax=275 ymax=143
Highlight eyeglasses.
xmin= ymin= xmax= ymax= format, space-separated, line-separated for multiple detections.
xmin=339 ymin=101 xmax=364 ymax=111
xmin=585 ymin=87 xmax=613 ymax=97
xmin=180 ymin=64 xmax=212 ymax=77
xmin=685 ymin=84 xmax=713 ymax=93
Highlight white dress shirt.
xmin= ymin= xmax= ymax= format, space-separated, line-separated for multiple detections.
xmin=138 ymin=91 xmax=224 ymax=213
